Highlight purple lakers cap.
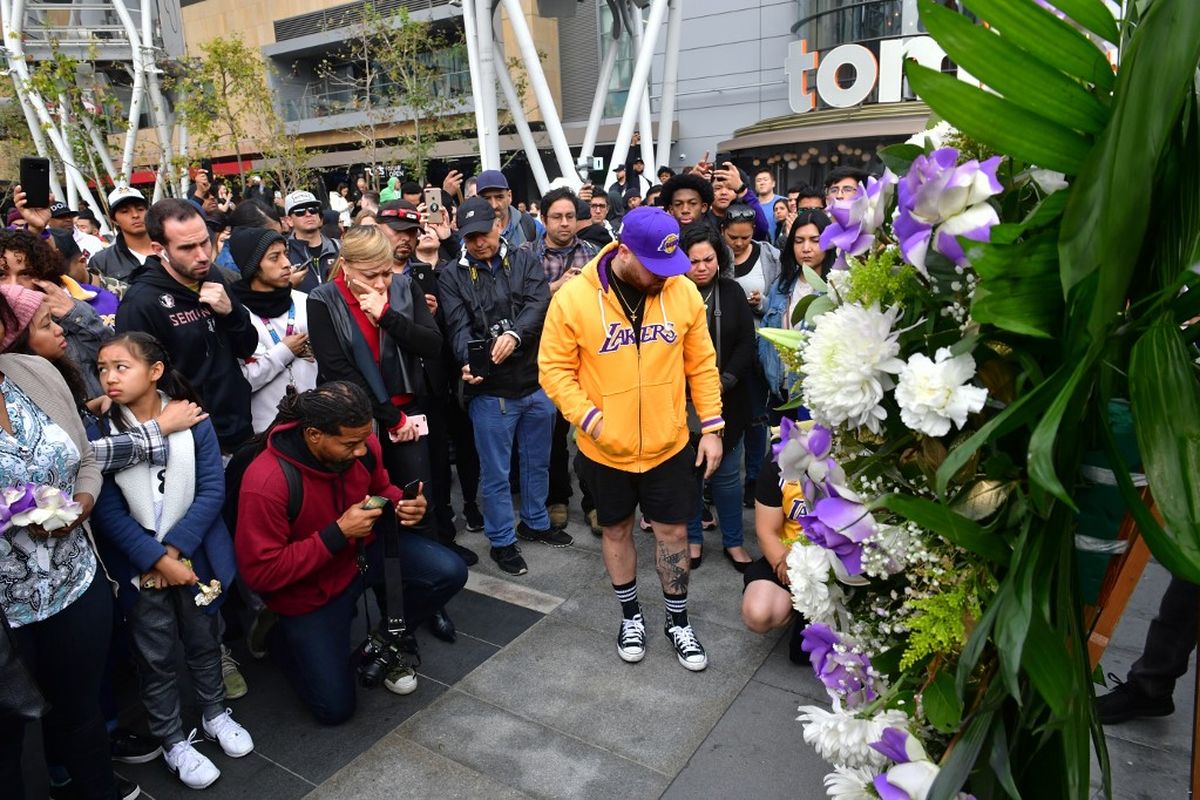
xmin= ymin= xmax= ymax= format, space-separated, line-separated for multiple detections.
xmin=617 ymin=206 xmax=689 ymax=277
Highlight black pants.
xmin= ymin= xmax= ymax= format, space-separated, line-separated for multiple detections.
xmin=548 ymin=411 xmax=595 ymax=513
xmin=447 ymin=397 xmax=480 ymax=510
xmin=0 ymin=574 xmax=115 ymax=800
xmin=1127 ymin=576 xmax=1199 ymax=699
xmin=426 ymin=400 xmax=456 ymax=540
xmin=379 ymin=425 xmax=433 ymax=540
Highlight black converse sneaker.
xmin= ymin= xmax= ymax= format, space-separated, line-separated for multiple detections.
xmin=617 ymin=613 xmax=646 ymax=663
xmin=664 ymin=614 xmax=708 ymax=671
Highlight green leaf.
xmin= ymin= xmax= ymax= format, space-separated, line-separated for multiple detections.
xmin=802 ymin=265 xmax=828 ymax=294
xmin=923 ymin=669 xmax=963 ymax=734
xmin=1048 ymin=0 xmax=1120 ymax=44
xmin=1129 ymin=316 xmax=1200 ymax=580
xmin=961 ymin=0 xmax=1115 ymax=90
xmin=1027 ymin=346 xmax=1099 ymax=510
xmin=906 ymin=64 xmax=1092 ymax=175
xmin=1022 ymin=611 xmax=1074 ymax=718
xmin=928 ymin=705 xmax=995 ymax=800
xmin=990 ymin=190 xmax=1070 ymax=245
xmin=791 ymin=293 xmax=818 ymax=326
xmin=804 ymin=294 xmax=836 ymax=325
xmin=969 ymin=233 xmax=1063 ymax=338
xmin=951 ymin=479 xmax=1015 ymax=521
xmin=873 ymin=493 xmax=1010 ymax=562
xmin=756 ymin=327 xmax=805 ymax=351
xmin=919 ymin=0 xmax=1109 ymax=134
xmin=1059 ymin=1 xmax=1200 ymax=310
xmin=878 ymin=143 xmax=925 ymax=174
xmin=989 ymin=721 xmax=1022 ymax=799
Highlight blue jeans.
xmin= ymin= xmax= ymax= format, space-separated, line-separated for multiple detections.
xmin=272 ymin=534 xmax=467 ymax=725
xmin=688 ymin=439 xmax=745 ymax=548
xmin=468 ymin=389 xmax=555 ymax=546
xmin=744 ymin=372 xmax=769 ymax=484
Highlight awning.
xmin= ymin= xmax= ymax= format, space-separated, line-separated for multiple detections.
xmin=719 ymin=102 xmax=931 ymax=152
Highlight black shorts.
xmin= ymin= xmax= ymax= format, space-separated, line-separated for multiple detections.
xmin=742 ymin=556 xmax=788 ymax=592
xmin=575 ymin=446 xmax=698 ymax=527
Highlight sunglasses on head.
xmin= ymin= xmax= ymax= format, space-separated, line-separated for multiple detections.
xmin=725 ymin=207 xmax=757 ymax=223
xmin=290 ymin=206 xmax=322 ymax=217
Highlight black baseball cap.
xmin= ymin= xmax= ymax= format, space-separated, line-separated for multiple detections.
xmin=457 ymin=197 xmax=497 ymax=237
xmin=378 ymin=199 xmax=421 ymax=232
xmin=50 ymin=202 xmax=77 ymax=219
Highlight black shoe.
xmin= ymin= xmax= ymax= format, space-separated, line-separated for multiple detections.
xmin=689 ymin=546 xmax=703 ymax=570
xmin=788 ymin=618 xmax=807 ymax=665
xmin=1096 ymin=675 xmax=1175 ymax=724
xmin=49 ymin=777 xmax=140 ymax=800
xmin=111 ymin=729 xmax=162 ymax=764
xmin=430 ymin=608 xmax=457 ymax=643
xmin=443 ymin=539 xmax=479 ymax=566
xmin=463 ymin=504 xmax=484 ymax=532
xmin=724 ymin=548 xmax=751 ymax=573
xmin=743 ymin=480 xmax=755 ymax=509
xmin=517 ymin=521 xmax=574 ymax=548
xmin=490 ymin=544 xmax=528 ymax=575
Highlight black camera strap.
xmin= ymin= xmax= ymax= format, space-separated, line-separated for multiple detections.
xmin=357 ymin=505 xmax=408 ymax=639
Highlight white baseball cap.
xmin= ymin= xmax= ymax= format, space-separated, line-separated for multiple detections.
xmin=107 ymin=186 xmax=146 ymax=212
xmin=285 ymin=190 xmax=320 ymax=215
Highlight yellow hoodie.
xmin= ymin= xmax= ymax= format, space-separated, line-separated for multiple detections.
xmin=539 ymin=242 xmax=724 ymax=473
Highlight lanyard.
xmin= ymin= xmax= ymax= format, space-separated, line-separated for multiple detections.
xmin=261 ymin=302 xmax=296 ymax=345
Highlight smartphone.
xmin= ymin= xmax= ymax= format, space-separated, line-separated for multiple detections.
xmin=467 ymin=339 xmax=492 ymax=379
xmin=19 ymin=157 xmax=51 ymax=208
xmin=361 ymin=495 xmax=389 ymax=510
xmin=408 ymin=414 xmax=429 ymax=437
xmin=424 ymin=188 xmax=444 ymax=224
xmin=401 ymin=479 xmax=421 ymax=500
xmin=409 ymin=262 xmax=438 ymax=296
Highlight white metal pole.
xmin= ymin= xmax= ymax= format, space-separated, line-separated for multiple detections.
xmin=629 ymin=6 xmax=657 ymax=174
xmin=500 ymin=0 xmax=580 ymax=187
xmin=141 ymin=0 xmax=175 ymax=190
xmin=177 ymin=118 xmax=189 ymax=196
xmin=475 ymin=0 xmax=500 ymax=170
xmin=656 ymin=0 xmax=682 ymax=172
xmin=109 ymin=0 xmax=145 ymax=183
xmin=82 ymin=116 xmax=119 ymax=180
xmin=603 ymin=0 xmax=668 ymax=189
xmin=579 ymin=38 xmax=619 ymax=165
xmin=459 ymin=0 xmax=490 ymax=167
xmin=58 ymin=100 xmax=79 ymax=209
xmin=0 ymin=0 xmax=65 ymax=198
xmin=493 ymin=36 xmax=550 ymax=193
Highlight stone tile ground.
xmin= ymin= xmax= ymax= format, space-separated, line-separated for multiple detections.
xmin=17 ymin=496 xmax=1189 ymax=799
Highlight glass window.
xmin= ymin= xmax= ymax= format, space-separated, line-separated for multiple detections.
xmin=598 ymin=2 xmax=640 ymax=118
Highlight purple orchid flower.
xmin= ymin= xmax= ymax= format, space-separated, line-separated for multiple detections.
xmin=773 ymin=420 xmax=844 ymax=504
xmin=819 ymin=170 xmax=896 ymax=269
xmin=0 ymin=484 xmax=36 ymax=537
xmin=870 ymin=727 xmax=927 ymax=764
xmin=799 ymin=489 xmax=877 ymax=577
xmin=894 ymin=148 xmax=1003 ymax=271
xmin=800 ymin=623 xmax=878 ymax=706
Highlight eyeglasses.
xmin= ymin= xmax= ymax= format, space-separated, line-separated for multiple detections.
xmin=826 ymin=185 xmax=859 ymax=197
xmin=725 ymin=206 xmax=757 ymax=223
xmin=290 ymin=206 xmax=322 ymax=217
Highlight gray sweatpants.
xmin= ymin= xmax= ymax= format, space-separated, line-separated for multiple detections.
xmin=127 ymin=586 xmax=226 ymax=747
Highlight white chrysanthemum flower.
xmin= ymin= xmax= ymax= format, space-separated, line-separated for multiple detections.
xmin=801 ymin=304 xmax=904 ymax=434
xmin=905 ymin=120 xmax=956 ymax=150
xmin=787 ymin=543 xmax=843 ymax=624
xmin=824 ymin=766 xmax=877 ymax=800
xmin=893 ymin=347 xmax=988 ymax=437
xmin=798 ymin=700 xmax=910 ymax=770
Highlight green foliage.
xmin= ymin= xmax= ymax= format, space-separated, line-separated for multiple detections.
xmin=842 ymin=248 xmax=922 ymax=309
xmin=901 ymin=583 xmax=982 ymax=671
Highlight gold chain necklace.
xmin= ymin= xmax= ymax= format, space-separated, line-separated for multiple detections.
xmin=612 ymin=277 xmax=646 ymax=324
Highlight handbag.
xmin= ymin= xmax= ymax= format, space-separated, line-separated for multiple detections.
xmin=687 ymin=283 xmax=723 ymax=434
xmin=0 ymin=610 xmax=47 ymax=721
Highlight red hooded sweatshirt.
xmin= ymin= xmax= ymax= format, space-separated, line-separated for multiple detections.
xmin=234 ymin=421 xmax=402 ymax=615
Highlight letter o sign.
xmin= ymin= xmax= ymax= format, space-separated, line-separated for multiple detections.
xmin=815 ymin=44 xmax=878 ymax=108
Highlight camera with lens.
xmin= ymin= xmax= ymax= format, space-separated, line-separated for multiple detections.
xmin=354 ymin=624 xmax=418 ymax=688
xmin=489 ymin=318 xmax=515 ymax=340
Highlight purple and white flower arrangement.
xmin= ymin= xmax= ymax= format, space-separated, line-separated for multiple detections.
xmin=0 ymin=483 xmax=82 ymax=535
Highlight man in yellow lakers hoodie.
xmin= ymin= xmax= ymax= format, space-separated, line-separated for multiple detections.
xmin=539 ymin=206 xmax=723 ymax=672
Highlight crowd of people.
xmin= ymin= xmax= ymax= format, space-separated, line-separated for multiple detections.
xmin=0 ymin=154 xmax=864 ymax=798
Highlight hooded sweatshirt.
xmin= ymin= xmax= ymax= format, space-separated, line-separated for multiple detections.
xmin=538 ymin=242 xmax=725 ymax=473
xmin=234 ymin=422 xmax=401 ymax=615
xmin=115 ymin=256 xmax=259 ymax=450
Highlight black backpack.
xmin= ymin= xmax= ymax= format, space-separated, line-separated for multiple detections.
xmin=276 ymin=450 xmax=376 ymax=523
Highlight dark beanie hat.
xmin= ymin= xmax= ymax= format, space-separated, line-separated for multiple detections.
xmin=229 ymin=226 xmax=286 ymax=281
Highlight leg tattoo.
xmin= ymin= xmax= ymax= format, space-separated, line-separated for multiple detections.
xmin=656 ymin=539 xmax=689 ymax=595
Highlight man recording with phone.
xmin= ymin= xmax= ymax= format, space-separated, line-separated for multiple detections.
xmin=235 ymin=382 xmax=466 ymax=724
xmin=439 ymin=196 xmax=569 ymax=578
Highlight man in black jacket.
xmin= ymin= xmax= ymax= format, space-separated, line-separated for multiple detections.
xmin=89 ymin=187 xmax=155 ymax=282
xmin=438 ymin=197 xmax=572 ymax=576
xmin=115 ymin=198 xmax=259 ymax=452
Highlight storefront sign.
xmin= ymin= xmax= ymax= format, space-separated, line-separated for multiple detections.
xmin=785 ymin=35 xmax=969 ymax=115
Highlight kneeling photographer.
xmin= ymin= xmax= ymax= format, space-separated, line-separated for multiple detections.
xmin=234 ymin=382 xmax=467 ymax=725
xmin=438 ymin=196 xmax=567 ymax=579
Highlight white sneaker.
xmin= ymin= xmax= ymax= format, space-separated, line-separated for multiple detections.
xmin=202 ymin=708 xmax=255 ymax=758
xmin=163 ymin=730 xmax=220 ymax=789
xmin=384 ymin=662 xmax=418 ymax=695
